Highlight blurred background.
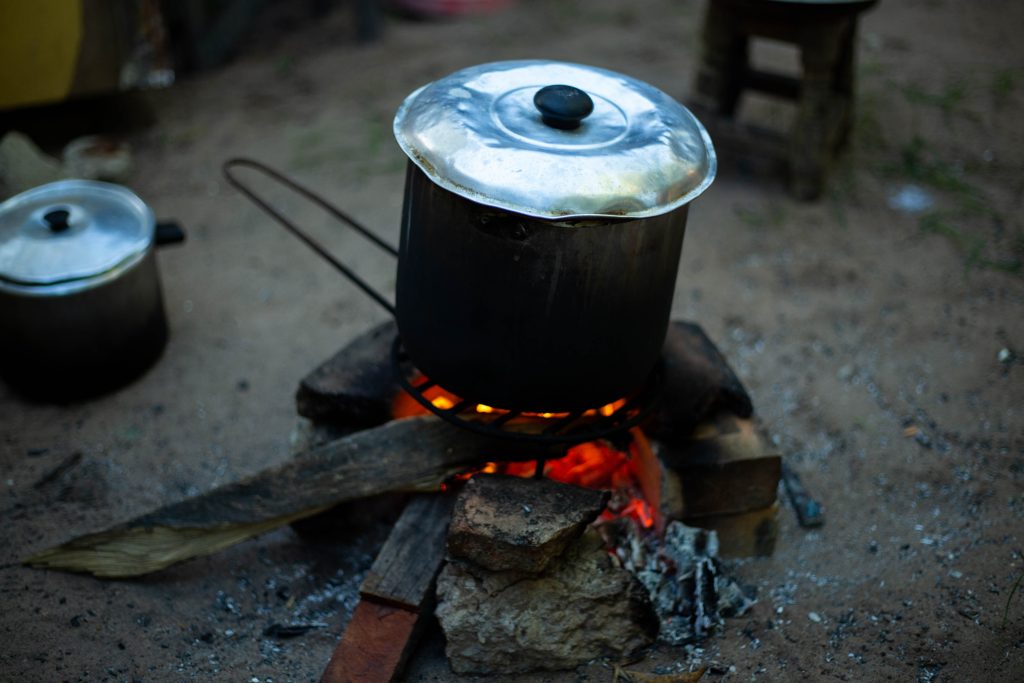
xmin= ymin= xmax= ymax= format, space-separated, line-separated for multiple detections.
xmin=1 ymin=1 xmax=1022 ymax=681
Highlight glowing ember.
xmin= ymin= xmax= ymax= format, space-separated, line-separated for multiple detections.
xmin=459 ymin=435 xmax=659 ymax=530
xmin=391 ymin=376 xmax=628 ymax=422
xmin=392 ymin=377 xmax=661 ymax=532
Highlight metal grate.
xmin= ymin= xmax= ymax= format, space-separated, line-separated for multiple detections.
xmin=391 ymin=334 xmax=663 ymax=447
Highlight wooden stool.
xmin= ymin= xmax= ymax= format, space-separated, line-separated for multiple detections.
xmin=692 ymin=0 xmax=878 ymax=199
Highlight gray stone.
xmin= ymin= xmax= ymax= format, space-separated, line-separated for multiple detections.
xmin=447 ymin=474 xmax=609 ymax=574
xmin=436 ymin=530 xmax=657 ymax=674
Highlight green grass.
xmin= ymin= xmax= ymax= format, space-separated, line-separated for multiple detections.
xmin=898 ymin=80 xmax=979 ymax=123
xmin=734 ymin=202 xmax=787 ymax=229
xmin=892 ymin=136 xmax=987 ymax=214
xmin=918 ymin=212 xmax=1022 ymax=277
xmin=881 ymin=136 xmax=1021 ymax=279
xmin=991 ymin=68 xmax=1019 ymax=107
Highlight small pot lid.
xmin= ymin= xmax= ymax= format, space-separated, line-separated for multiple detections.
xmin=0 ymin=180 xmax=154 ymax=288
xmin=393 ymin=60 xmax=716 ymax=220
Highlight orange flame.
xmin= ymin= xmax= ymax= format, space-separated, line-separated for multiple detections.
xmin=393 ymin=378 xmax=659 ymax=531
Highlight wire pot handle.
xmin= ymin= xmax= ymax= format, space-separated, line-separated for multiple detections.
xmin=222 ymin=157 xmax=397 ymax=316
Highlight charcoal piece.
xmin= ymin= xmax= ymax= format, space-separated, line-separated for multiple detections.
xmin=262 ymin=622 xmax=324 ymax=639
xmin=295 ymin=319 xmax=399 ymax=427
xmin=649 ymin=321 xmax=753 ymax=444
xmin=615 ymin=521 xmax=754 ymax=645
xmin=436 ymin=530 xmax=657 ymax=674
xmin=447 ymin=474 xmax=609 ymax=574
xmin=781 ymin=462 xmax=825 ymax=528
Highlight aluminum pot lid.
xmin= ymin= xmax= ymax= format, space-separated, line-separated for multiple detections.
xmin=0 ymin=180 xmax=154 ymax=288
xmin=393 ymin=60 xmax=716 ymax=220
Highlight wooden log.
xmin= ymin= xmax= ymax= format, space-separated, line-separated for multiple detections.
xmin=296 ymin=320 xmax=399 ymax=428
xmin=322 ymin=494 xmax=452 ymax=683
xmin=648 ymin=322 xmax=753 ymax=445
xmin=24 ymin=416 xmax=528 ymax=577
xmin=660 ymin=414 xmax=781 ymax=518
xmin=299 ymin=320 xmax=753 ymax=441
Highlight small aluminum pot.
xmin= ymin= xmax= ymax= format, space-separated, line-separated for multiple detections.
xmin=0 ymin=180 xmax=184 ymax=400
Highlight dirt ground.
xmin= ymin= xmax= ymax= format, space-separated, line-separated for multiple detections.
xmin=2 ymin=0 xmax=1023 ymax=681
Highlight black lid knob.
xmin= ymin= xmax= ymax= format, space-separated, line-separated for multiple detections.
xmin=533 ymin=84 xmax=594 ymax=130
xmin=43 ymin=209 xmax=71 ymax=233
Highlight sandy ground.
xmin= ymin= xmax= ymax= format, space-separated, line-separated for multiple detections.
xmin=2 ymin=0 xmax=1023 ymax=681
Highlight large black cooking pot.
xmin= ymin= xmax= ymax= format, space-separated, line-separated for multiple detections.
xmin=225 ymin=60 xmax=715 ymax=412
xmin=396 ymin=163 xmax=689 ymax=411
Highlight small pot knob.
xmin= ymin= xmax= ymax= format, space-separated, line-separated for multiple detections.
xmin=533 ymin=85 xmax=594 ymax=130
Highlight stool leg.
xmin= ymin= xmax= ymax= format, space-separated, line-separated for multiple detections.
xmin=833 ymin=19 xmax=858 ymax=152
xmin=789 ymin=20 xmax=848 ymax=200
xmin=694 ymin=0 xmax=748 ymax=117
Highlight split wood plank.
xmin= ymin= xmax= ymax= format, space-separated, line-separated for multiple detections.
xmin=321 ymin=600 xmax=419 ymax=683
xmin=322 ymin=493 xmax=453 ymax=683
xmin=360 ymin=493 xmax=454 ymax=610
xmin=660 ymin=414 xmax=781 ymax=518
xmin=25 ymin=416 xmax=524 ymax=577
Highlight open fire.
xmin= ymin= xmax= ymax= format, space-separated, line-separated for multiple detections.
xmin=393 ymin=376 xmax=663 ymax=533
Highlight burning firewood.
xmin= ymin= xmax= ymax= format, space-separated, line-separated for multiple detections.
xmin=24 ymin=416 xmax=528 ymax=578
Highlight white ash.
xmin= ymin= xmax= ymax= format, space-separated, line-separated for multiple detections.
xmin=607 ymin=520 xmax=755 ymax=645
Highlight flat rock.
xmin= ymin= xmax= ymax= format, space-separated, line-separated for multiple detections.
xmin=447 ymin=474 xmax=609 ymax=574
xmin=436 ymin=530 xmax=657 ymax=674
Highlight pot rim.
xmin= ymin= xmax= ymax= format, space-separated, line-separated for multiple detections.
xmin=0 ymin=179 xmax=156 ymax=295
xmin=393 ymin=60 xmax=718 ymax=221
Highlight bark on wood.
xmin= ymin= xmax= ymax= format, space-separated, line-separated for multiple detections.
xmin=322 ymin=493 xmax=452 ymax=683
xmin=25 ymin=416 xmax=527 ymax=577
xmin=648 ymin=321 xmax=753 ymax=445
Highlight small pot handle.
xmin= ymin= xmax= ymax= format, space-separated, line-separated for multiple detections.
xmin=155 ymin=221 xmax=186 ymax=246
xmin=222 ymin=158 xmax=397 ymax=317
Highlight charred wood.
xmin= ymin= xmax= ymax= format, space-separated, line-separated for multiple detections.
xmin=25 ymin=416 xmax=529 ymax=577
